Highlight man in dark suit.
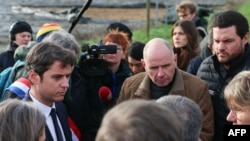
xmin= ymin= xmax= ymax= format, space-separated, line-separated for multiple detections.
xmin=23 ymin=41 xmax=76 ymax=141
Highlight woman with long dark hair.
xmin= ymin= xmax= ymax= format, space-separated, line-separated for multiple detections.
xmin=171 ymin=19 xmax=200 ymax=71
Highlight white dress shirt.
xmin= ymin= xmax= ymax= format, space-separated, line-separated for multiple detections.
xmin=30 ymin=93 xmax=66 ymax=141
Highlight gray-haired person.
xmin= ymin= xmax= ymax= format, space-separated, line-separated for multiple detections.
xmin=157 ymin=95 xmax=202 ymax=141
xmin=0 ymin=99 xmax=46 ymax=141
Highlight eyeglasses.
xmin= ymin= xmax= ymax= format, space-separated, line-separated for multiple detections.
xmin=116 ymin=46 xmax=123 ymax=51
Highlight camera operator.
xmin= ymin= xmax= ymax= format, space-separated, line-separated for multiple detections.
xmin=82 ymin=29 xmax=131 ymax=141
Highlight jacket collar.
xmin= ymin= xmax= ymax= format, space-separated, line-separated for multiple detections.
xmin=134 ymin=69 xmax=185 ymax=98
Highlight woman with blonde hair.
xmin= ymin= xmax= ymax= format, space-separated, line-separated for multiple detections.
xmin=224 ymin=70 xmax=250 ymax=125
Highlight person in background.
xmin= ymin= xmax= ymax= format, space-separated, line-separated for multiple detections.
xmin=117 ymin=38 xmax=214 ymax=141
xmin=23 ymin=41 xmax=76 ymax=141
xmin=0 ymin=21 xmax=33 ymax=72
xmin=101 ymin=29 xmax=131 ymax=100
xmin=11 ymin=22 xmax=62 ymax=65
xmin=157 ymin=95 xmax=202 ymax=141
xmin=127 ymin=41 xmax=145 ymax=75
xmin=0 ymin=22 xmax=63 ymax=95
xmin=176 ymin=0 xmax=207 ymax=42
xmin=35 ymin=22 xmax=63 ymax=43
xmin=187 ymin=12 xmax=221 ymax=75
xmin=96 ymin=99 xmax=183 ymax=141
xmin=197 ymin=11 xmax=250 ymax=141
xmin=83 ymin=29 xmax=131 ymax=141
xmin=107 ymin=22 xmax=132 ymax=63
xmin=171 ymin=19 xmax=200 ymax=71
xmin=0 ymin=99 xmax=46 ymax=141
xmin=11 ymin=22 xmax=63 ymax=80
xmin=3 ymin=29 xmax=79 ymax=100
xmin=106 ymin=22 xmax=133 ymax=44
xmin=224 ymin=70 xmax=250 ymax=125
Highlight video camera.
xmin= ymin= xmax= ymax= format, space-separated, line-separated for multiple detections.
xmin=78 ymin=43 xmax=117 ymax=76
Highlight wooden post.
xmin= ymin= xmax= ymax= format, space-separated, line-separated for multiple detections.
xmin=146 ymin=0 xmax=150 ymax=40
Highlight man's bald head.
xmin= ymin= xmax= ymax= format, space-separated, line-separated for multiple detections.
xmin=142 ymin=38 xmax=177 ymax=87
xmin=143 ymin=38 xmax=174 ymax=59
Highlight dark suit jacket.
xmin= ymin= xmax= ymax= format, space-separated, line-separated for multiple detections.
xmin=23 ymin=93 xmax=73 ymax=141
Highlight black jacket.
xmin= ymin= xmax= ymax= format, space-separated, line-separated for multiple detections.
xmin=64 ymin=67 xmax=90 ymax=140
xmin=0 ymin=43 xmax=18 ymax=72
xmin=82 ymin=59 xmax=131 ymax=141
xmin=193 ymin=16 xmax=207 ymax=41
xmin=197 ymin=43 xmax=250 ymax=141
xmin=187 ymin=44 xmax=212 ymax=75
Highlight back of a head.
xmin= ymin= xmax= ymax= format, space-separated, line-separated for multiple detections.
xmin=9 ymin=21 xmax=33 ymax=42
xmin=14 ymin=41 xmax=37 ymax=61
xmin=96 ymin=99 xmax=183 ymax=141
xmin=42 ymin=30 xmax=80 ymax=56
xmin=127 ymin=41 xmax=145 ymax=60
xmin=106 ymin=22 xmax=133 ymax=42
xmin=0 ymin=99 xmax=45 ymax=141
xmin=156 ymin=95 xmax=202 ymax=141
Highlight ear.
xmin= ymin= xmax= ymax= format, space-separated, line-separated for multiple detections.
xmin=28 ymin=70 xmax=40 ymax=84
xmin=242 ymin=32 xmax=249 ymax=46
xmin=190 ymin=12 xmax=196 ymax=19
xmin=174 ymin=54 xmax=178 ymax=64
xmin=121 ymin=52 xmax=126 ymax=59
xmin=141 ymin=59 xmax=146 ymax=68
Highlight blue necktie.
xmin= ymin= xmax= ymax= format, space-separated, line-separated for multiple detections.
xmin=50 ymin=108 xmax=63 ymax=141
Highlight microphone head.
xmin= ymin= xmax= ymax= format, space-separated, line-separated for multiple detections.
xmin=98 ymin=86 xmax=112 ymax=102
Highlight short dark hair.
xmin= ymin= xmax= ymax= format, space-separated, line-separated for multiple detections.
xmin=211 ymin=10 xmax=249 ymax=39
xmin=25 ymin=41 xmax=76 ymax=77
xmin=106 ymin=22 xmax=133 ymax=42
xmin=128 ymin=41 xmax=145 ymax=60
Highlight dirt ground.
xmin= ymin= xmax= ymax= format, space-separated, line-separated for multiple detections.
xmin=71 ymin=8 xmax=166 ymax=39
xmin=38 ymin=6 xmax=167 ymax=21
xmin=85 ymin=8 xmax=166 ymax=21
xmin=84 ymin=7 xmax=167 ymax=21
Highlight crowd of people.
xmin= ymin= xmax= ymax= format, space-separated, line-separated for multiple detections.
xmin=0 ymin=0 xmax=249 ymax=141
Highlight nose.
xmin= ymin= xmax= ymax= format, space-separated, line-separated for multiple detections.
xmin=157 ymin=67 xmax=164 ymax=77
xmin=173 ymin=36 xmax=178 ymax=41
xmin=179 ymin=17 xmax=184 ymax=20
xmin=226 ymin=110 xmax=237 ymax=123
xmin=25 ymin=35 xmax=31 ymax=40
xmin=61 ymin=77 xmax=70 ymax=88
xmin=217 ymin=42 xmax=226 ymax=51
xmin=132 ymin=66 xmax=138 ymax=74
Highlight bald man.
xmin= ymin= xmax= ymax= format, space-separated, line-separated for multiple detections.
xmin=117 ymin=38 xmax=214 ymax=141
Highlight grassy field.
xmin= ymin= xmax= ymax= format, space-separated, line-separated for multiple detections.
xmin=132 ymin=1 xmax=250 ymax=44
xmin=238 ymin=0 xmax=250 ymax=22
xmin=84 ymin=0 xmax=250 ymax=45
